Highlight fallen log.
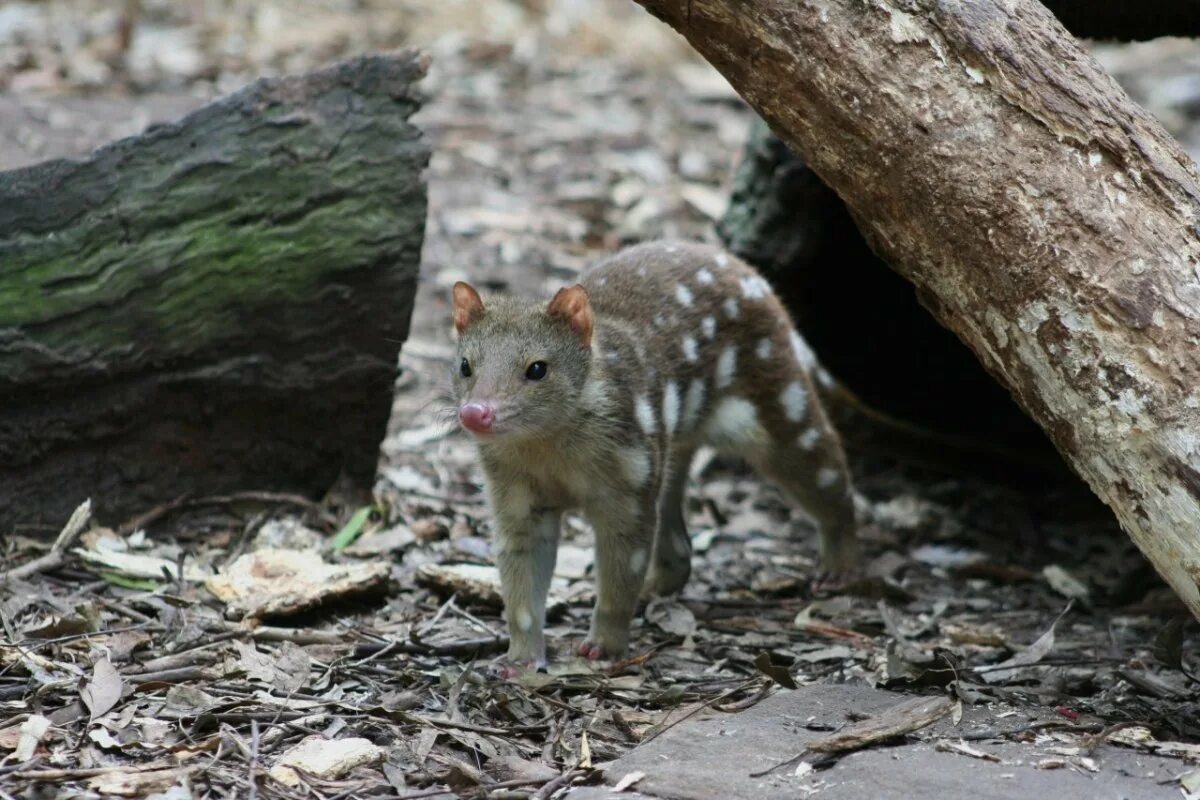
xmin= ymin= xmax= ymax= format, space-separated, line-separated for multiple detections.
xmin=634 ymin=0 xmax=1200 ymax=618
xmin=0 ymin=53 xmax=429 ymax=533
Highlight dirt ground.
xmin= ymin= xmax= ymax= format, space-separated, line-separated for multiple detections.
xmin=2 ymin=2 xmax=1200 ymax=799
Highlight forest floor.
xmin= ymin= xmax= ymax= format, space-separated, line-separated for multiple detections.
xmin=2 ymin=3 xmax=1200 ymax=799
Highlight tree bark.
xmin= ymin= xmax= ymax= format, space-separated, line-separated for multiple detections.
xmin=634 ymin=0 xmax=1200 ymax=618
xmin=0 ymin=53 xmax=429 ymax=533
xmin=719 ymin=117 xmax=1054 ymax=466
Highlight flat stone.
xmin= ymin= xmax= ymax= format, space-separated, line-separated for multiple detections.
xmin=565 ymin=684 xmax=1183 ymax=800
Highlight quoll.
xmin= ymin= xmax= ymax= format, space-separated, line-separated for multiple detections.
xmin=450 ymin=241 xmax=857 ymax=669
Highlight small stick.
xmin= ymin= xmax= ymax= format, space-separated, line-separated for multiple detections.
xmin=0 ymin=500 xmax=91 ymax=582
xmin=118 ymin=491 xmax=334 ymax=535
xmin=639 ymin=678 xmax=759 ymax=747
xmin=531 ymin=768 xmax=585 ymax=800
xmin=248 ymin=720 xmax=260 ymax=800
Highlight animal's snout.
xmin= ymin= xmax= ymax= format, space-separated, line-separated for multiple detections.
xmin=459 ymin=402 xmax=496 ymax=433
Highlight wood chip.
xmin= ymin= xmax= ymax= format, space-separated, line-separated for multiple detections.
xmin=205 ymin=548 xmax=388 ymax=619
xmin=268 ymin=736 xmax=385 ymax=787
xmin=806 ymin=696 xmax=953 ymax=754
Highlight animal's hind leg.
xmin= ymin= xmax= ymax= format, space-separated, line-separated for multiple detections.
xmin=645 ymin=445 xmax=695 ymax=596
xmin=751 ymin=409 xmax=858 ymax=577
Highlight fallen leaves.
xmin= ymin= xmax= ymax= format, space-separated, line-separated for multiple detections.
xmin=13 ymin=715 xmax=52 ymax=761
xmin=80 ymin=655 xmax=124 ymax=721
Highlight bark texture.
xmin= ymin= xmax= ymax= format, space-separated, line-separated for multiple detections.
xmin=0 ymin=53 xmax=429 ymax=532
xmin=635 ymin=0 xmax=1200 ymax=617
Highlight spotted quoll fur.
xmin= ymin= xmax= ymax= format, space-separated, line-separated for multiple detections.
xmin=451 ymin=241 xmax=857 ymax=669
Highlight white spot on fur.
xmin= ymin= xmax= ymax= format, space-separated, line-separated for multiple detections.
xmin=581 ymin=378 xmax=612 ymax=413
xmin=781 ymin=381 xmax=808 ymax=422
xmin=816 ymin=467 xmax=840 ymax=489
xmin=514 ymin=607 xmax=534 ymax=632
xmin=716 ymin=346 xmax=737 ymax=389
xmin=618 ymin=447 xmax=651 ymax=488
xmin=755 ymin=338 xmax=772 ymax=359
xmin=790 ymin=330 xmax=818 ymax=371
xmin=630 ymin=547 xmax=648 ymax=574
xmin=683 ymin=378 xmax=706 ymax=430
xmin=817 ymin=367 xmax=835 ymax=387
xmin=635 ymin=395 xmax=656 ymax=434
xmin=675 ymin=283 xmax=694 ymax=307
xmin=598 ymin=276 xmax=608 ymax=286
xmin=703 ymin=397 xmax=768 ymax=452
xmin=665 ymin=244 xmax=679 ymax=254
xmin=638 ymin=266 xmax=648 ymax=277
xmin=714 ymin=252 xmax=729 ymax=269
xmin=799 ymin=428 xmax=822 ymax=451
xmin=740 ymin=276 xmax=770 ymax=299
xmin=701 ymin=316 xmax=717 ymax=340
xmin=653 ymin=313 xmax=666 ymax=328
xmin=696 ymin=268 xmax=714 ymax=284
xmin=682 ymin=336 xmax=699 ymax=362
xmin=662 ymin=382 xmax=681 ymax=434
xmin=723 ymin=298 xmax=739 ymax=319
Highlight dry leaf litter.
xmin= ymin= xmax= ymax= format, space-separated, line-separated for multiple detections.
xmin=2 ymin=2 xmax=1200 ymax=798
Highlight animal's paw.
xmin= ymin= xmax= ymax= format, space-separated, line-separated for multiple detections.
xmin=812 ymin=570 xmax=851 ymax=596
xmin=811 ymin=561 xmax=864 ymax=596
xmin=576 ymin=641 xmax=605 ymax=661
xmin=576 ymin=637 xmax=626 ymax=662
xmin=490 ymin=657 xmax=547 ymax=679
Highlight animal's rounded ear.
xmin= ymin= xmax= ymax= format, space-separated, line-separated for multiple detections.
xmin=547 ymin=284 xmax=593 ymax=348
xmin=453 ymin=282 xmax=485 ymax=334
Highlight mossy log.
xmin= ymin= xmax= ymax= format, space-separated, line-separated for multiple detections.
xmin=633 ymin=0 xmax=1200 ymax=619
xmin=0 ymin=53 xmax=429 ymax=533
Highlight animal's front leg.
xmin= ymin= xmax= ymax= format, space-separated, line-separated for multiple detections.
xmin=579 ymin=491 xmax=658 ymax=660
xmin=494 ymin=507 xmax=562 ymax=670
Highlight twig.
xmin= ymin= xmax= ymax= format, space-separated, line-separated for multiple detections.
xmin=750 ymin=695 xmax=954 ymax=777
xmin=118 ymin=491 xmax=334 ymax=535
xmin=212 ymin=621 xmax=352 ymax=646
xmin=0 ymin=500 xmax=91 ymax=582
xmin=126 ymin=666 xmax=214 ymax=685
xmin=354 ymin=635 xmax=508 ymax=658
xmin=417 ymin=594 xmax=458 ymax=637
xmin=530 ymin=768 xmax=585 ymax=800
xmin=639 ymin=678 xmax=759 ymax=747
xmin=397 ymin=711 xmax=547 ymax=737
xmin=248 ymin=720 xmax=260 ymax=800
xmin=1082 ymin=720 xmax=1148 ymax=755
xmin=392 ymin=787 xmax=459 ymax=800
xmin=957 ymin=719 xmax=1092 ymax=741
xmin=14 ymin=761 xmax=175 ymax=780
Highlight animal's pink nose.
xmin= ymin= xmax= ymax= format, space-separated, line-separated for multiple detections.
xmin=459 ymin=402 xmax=496 ymax=433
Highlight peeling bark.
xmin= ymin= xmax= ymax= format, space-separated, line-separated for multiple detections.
xmin=635 ymin=0 xmax=1200 ymax=617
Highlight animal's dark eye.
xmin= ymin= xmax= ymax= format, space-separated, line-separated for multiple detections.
xmin=460 ymin=358 xmax=472 ymax=378
xmin=525 ymin=361 xmax=548 ymax=380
